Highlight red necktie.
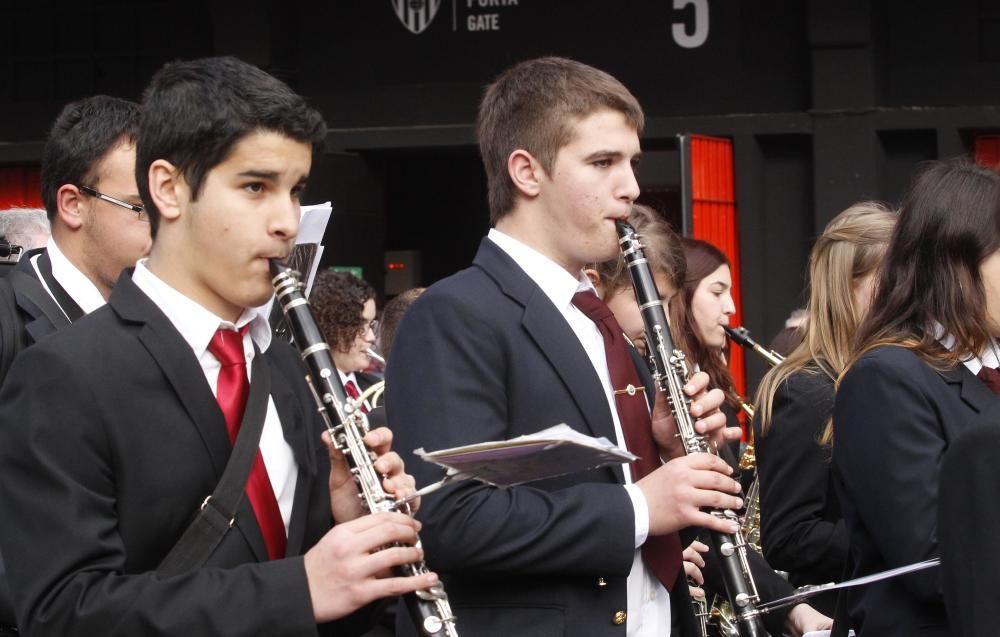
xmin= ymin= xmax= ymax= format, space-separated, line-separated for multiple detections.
xmin=208 ymin=326 xmax=287 ymax=560
xmin=978 ymin=366 xmax=1000 ymax=395
xmin=572 ymin=290 xmax=683 ymax=591
xmin=344 ymin=379 xmax=369 ymax=414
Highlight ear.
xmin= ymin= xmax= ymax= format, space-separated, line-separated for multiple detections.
xmin=507 ymin=149 xmax=544 ymax=199
xmin=583 ymin=267 xmax=603 ymax=294
xmin=147 ymin=159 xmax=185 ymax=223
xmin=55 ymin=184 xmax=86 ymax=230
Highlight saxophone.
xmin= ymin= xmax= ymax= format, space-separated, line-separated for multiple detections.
xmin=270 ymin=261 xmax=458 ymax=637
xmin=616 ymin=221 xmax=767 ymax=637
xmin=723 ymin=325 xmax=785 ymax=555
xmin=705 ymin=326 xmax=786 ymax=635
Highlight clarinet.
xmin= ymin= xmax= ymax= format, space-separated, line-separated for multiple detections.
xmin=270 ymin=260 xmax=459 ymax=637
xmin=615 ymin=221 xmax=768 ymax=637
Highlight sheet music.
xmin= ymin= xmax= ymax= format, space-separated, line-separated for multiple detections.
xmin=415 ymin=424 xmax=638 ymax=488
xmin=260 ymin=201 xmax=333 ymax=332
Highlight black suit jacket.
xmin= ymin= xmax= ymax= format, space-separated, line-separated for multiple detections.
xmin=832 ymin=345 xmax=1000 ymax=637
xmin=386 ymin=238 xmax=699 ymax=637
xmin=0 ymin=273 xmax=368 ymax=637
xmin=754 ymin=367 xmax=846 ymax=616
xmin=0 ymin=249 xmax=71 ymax=376
xmin=939 ymin=416 xmax=1000 ymax=637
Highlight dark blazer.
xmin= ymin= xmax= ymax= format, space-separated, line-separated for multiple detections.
xmin=754 ymin=367 xmax=846 ymax=616
xmin=386 ymin=238 xmax=699 ymax=637
xmin=832 ymin=345 xmax=1000 ymax=637
xmin=0 ymin=249 xmax=74 ymax=630
xmin=0 ymin=273 xmax=368 ymax=637
xmin=0 ymin=249 xmax=72 ymax=377
xmin=939 ymin=416 xmax=1000 ymax=637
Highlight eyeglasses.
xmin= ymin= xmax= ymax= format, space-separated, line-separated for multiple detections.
xmin=78 ymin=185 xmax=149 ymax=222
xmin=357 ymin=319 xmax=378 ymax=338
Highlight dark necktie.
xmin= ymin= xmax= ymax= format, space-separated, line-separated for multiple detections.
xmin=572 ymin=290 xmax=683 ymax=591
xmin=344 ymin=378 xmax=369 ymax=414
xmin=978 ymin=366 xmax=1000 ymax=395
xmin=208 ymin=326 xmax=287 ymax=560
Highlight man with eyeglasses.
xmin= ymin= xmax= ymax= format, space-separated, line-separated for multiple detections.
xmin=0 ymin=95 xmax=150 ymax=635
xmin=0 ymin=95 xmax=151 ymax=382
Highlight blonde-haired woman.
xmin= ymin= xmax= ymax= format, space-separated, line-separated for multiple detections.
xmin=753 ymin=202 xmax=896 ymax=615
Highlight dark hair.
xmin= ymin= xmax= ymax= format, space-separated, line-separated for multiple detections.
xmin=670 ymin=237 xmax=737 ymax=403
xmin=478 ymin=56 xmax=644 ymax=225
xmin=377 ymin=287 xmax=426 ymax=364
xmin=137 ymin=56 xmax=327 ymax=238
xmin=310 ymin=270 xmax=376 ymax=353
xmin=854 ymin=158 xmax=1000 ymax=368
xmin=40 ymin=96 xmax=141 ymax=224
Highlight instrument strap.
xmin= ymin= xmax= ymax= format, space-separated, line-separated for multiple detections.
xmin=157 ymin=348 xmax=271 ymax=577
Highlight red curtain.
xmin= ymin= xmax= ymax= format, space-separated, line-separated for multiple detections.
xmin=0 ymin=166 xmax=43 ymax=210
xmin=688 ymin=135 xmax=746 ymax=430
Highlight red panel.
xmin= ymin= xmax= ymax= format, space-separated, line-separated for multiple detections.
xmin=0 ymin=166 xmax=43 ymax=210
xmin=689 ymin=135 xmax=746 ymax=432
xmin=975 ymin=135 xmax=1000 ymax=170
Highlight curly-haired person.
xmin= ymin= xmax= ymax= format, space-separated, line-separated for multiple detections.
xmin=310 ymin=270 xmax=380 ymax=408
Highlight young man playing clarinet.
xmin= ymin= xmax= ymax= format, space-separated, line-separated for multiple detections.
xmin=387 ymin=56 xmax=745 ymax=637
xmin=0 ymin=56 xmax=436 ymax=637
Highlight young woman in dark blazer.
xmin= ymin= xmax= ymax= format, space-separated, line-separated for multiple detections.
xmin=752 ymin=202 xmax=896 ymax=616
xmin=832 ymin=159 xmax=1000 ymax=637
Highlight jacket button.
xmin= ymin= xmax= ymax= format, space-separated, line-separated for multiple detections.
xmin=612 ymin=610 xmax=627 ymax=625
xmin=596 ymin=577 xmax=607 ymax=587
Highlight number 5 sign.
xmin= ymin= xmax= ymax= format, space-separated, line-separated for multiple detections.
xmin=672 ymin=0 xmax=709 ymax=48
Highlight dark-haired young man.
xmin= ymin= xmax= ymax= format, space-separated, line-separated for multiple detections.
xmin=0 ymin=96 xmax=151 ymax=383
xmin=387 ymin=56 xmax=744 ymax=637
xmin=0 ymin=56 xmax=436 ymax=637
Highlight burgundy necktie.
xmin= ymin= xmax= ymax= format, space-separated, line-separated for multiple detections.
xmin=208 ymin=326 xmax=287 ymax=560
xmin=344 ymin=379 xmax=369 ymax=414
xmin=978 ymin=366 xmax=1000 ymax=395
xmin=572 ymin=290 xmax=683 ymax=591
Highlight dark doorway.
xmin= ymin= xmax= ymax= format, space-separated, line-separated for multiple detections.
xmin=378 ymin=146 xmax=489 ymax=287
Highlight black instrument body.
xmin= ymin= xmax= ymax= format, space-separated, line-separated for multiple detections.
xmin=270 ymin=261 xmax=458 ymax=637
xmin=616 ymin=222 xmax=767 ymax=637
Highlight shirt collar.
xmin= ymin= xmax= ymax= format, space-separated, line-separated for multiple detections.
xmin=131 ymin=259 xmax=273 ymax=357
xmin=44 ymin=237 xmax=107 ymax=314
xmin=934 ymin=321 xmax=1000 ymax=374
xmin=338 ymin=370 xmax=357 ymax=386
xmin=487 ymin=228 xmax=594 ymax=310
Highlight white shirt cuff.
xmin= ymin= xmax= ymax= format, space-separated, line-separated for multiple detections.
xmin=624 ymin=483 xmax=650 ymax=549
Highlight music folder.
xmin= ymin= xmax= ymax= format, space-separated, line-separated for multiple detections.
xmin=414 ymin=424 xmax=638 ymax=488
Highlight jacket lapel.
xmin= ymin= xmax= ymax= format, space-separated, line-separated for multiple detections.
xmin=473 ymin=239 xmax=625 ymax=484
xmin=941 ymin=363 xmax=1000 ymax=415
xmin=266 ymin=344 xmax=321 ymax=556
xmin=110 ymin=275 xmax=234 ymax=478
xmin=8 ymin=268 xmax=71 ymax=341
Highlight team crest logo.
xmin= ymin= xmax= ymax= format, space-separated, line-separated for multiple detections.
xmin=391 ymin=0 xmax=442 ymax=34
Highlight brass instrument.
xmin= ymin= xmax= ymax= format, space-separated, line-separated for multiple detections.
xmin=617 ymin=221 xmax=768 ymax=637
xmin=724 ymin=326 xmax=784 ymax=368
xmin=726 ymin=325 xmax=785 ymax=554
xmin=270 ymin=261 xmax=458 ymax=637
xmin=353 ymin=379 xmax=386 ymax=410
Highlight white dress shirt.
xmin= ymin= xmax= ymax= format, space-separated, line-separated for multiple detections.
xmin=131 ymin=261 xmax=299 ymax=533
xmin=31 ymin=237 xmax=107 ymax=317
xmin=488 ymin=228 xmax=672 ymax=636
